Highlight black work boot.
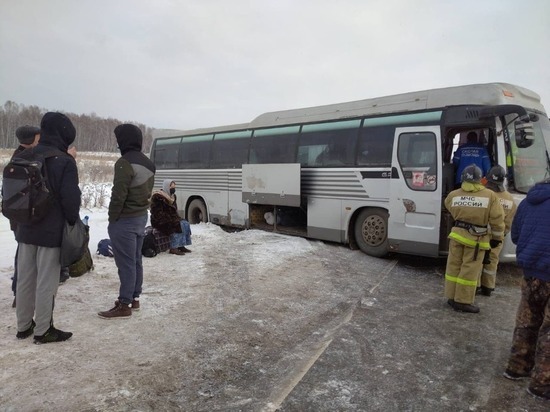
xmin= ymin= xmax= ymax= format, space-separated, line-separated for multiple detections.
xmin=451 ymin=301 xmax=480 ymax=313
xmin=480 ymin=286 xmax=493 ymax=296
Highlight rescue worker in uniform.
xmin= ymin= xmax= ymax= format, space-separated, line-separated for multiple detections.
xmin=444 ymin=164 xmax=505 ymax=313
xmin=478 ymin=165 xmax=517 ymax=296
xmin=452 ymin=131 xmax=491 ymax=188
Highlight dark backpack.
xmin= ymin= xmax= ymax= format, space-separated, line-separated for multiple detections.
xmin=142 ymin=228 xmax=158 ymax=257
xmin=97 ymin=238 xmax=114 ymax=257
xmin=68 ymin=221 xmax=94 ymax=277
xmin=1 ymin=149 xmax=61 ymax=225
xmin=68 ymin=246 xmax=94 ymax=277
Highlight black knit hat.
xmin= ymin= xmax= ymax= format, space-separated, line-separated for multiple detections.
xmin=15 ymin=125 xmax=40 ymax=145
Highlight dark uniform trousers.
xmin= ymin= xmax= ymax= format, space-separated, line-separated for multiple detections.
xmin=506 ymin=277 xmax=550 ymax=393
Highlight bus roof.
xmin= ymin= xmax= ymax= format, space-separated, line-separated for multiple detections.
xmin=251 ymin=83 xmax=544 ymax=128
xmin=155 ymin=83 xmax=544 ymax=139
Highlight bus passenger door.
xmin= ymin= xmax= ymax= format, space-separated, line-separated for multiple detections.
xmin=388 ymin=126 xmax=442 ymax=256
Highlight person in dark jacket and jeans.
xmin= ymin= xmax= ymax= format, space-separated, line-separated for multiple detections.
xmin=503 ymin=178 xmax=550 ymax=401
xmin=15 ymin=113 xmax=81 ymax=344
xmin=98 ymin=124 xmax=155 ymax=319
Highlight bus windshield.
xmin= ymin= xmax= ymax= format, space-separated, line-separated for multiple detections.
xmin=509 ymin=113 xmax=550 ymax=193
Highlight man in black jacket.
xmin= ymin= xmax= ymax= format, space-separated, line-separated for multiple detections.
xmin=98 ymin=124 xmax=155 ymax=319
xmin=15 ymin=112 xmax=81 ymax=344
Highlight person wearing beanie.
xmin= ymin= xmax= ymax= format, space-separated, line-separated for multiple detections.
xmin=10 ymin=124 xmax=73 ymax=308
xmin=14 ymin=112 xmax=81 ymax=343
xmin=478 ymin=165 xmax=517 ymax=296
xmin=14 ymin=125 xmax=40 ymax=156
xmin=98 ymin=124 xmax=155 ymax=319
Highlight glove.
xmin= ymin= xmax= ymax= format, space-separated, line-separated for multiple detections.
xmin=489 ymin=239 xmax=502 ymax=249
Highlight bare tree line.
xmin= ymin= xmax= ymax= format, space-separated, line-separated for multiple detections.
xmin=0 ymin=101 xmax=154 ymax=152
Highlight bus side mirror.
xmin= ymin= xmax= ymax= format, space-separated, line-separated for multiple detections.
xmin=515 ymin=121 xmax=535 ymax=148
xmin=517 ymin=113 xmax=540 ymax=123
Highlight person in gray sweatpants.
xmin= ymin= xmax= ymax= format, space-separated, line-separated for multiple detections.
xmin=15 ymin=112 xmax=81 ymax=344
xmin=17 ymin=246 xmax=62 ymax=333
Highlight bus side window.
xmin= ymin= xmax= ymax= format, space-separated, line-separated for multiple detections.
xmin=250 ymin=126 xmax=299 ymax=164
xmin=179 ymin=135 xmax=213 ymax=169
xmin=398 ymin=132 xmax=437 ymax=191
xmin=154 ymin=137 xmax=182 ymax=169
xmin=357 ymin=126 xmax=394 ymax=167
xmin=211 ymin=131 xmax=251 ymax=168
xmin=298 ymin=120 xmax=360 ymax=167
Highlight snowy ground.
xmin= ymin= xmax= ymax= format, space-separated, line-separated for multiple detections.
xmin=2 ymin=209 xmax=547 ymax=411
xmin=0 ymin=208 xmax=374 ymax=410
xmin=0 ymin=152 xmax=546 ymax=411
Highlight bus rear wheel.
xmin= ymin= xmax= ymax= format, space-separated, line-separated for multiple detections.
xmin=188 ymin=199 xmax=208 ymax=224
xmin=354 ymin=209 xmax=389 ymax=258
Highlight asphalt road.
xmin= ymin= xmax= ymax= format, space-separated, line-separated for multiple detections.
xmin=2 ymin=229 xmax=547 ymax=411
xmin=276 ymin=253 xmax=546 ymax=412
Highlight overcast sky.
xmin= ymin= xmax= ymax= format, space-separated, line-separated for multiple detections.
xmin=1 ymin=0 xmax=549 ymax=131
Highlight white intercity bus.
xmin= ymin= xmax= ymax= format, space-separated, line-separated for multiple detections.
xmin=150 ymin=83 xmax=550 ymax=261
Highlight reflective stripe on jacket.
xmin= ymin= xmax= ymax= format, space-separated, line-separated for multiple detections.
xmin=445 ymin=185 xmax=505 ymax=250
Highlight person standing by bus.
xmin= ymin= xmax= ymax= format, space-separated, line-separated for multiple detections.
xmin=452 ymin=131 xmax=491 ymax=188
xmin=503 ymin=178 xmax=550 ymax=401
xmin=478 ymin=165 xmax=517 ymax=296
xmin=98 ymin=124 xmax=155 ymax=319
xmin=444 ymin=164 xmax=505 ymax=313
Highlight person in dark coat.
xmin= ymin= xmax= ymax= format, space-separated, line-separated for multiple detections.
xmin=15 ymin=112 xmax=81 ymax=344
xmin=10 ymin=125 xmax=73 ymax=308
xmin=503 ymin=178 xmax=550 ymax=400
xmin=150 ymin=179 xmax=192 ymax=255
xmin=98 ymin=124 xmax=155 ymax=319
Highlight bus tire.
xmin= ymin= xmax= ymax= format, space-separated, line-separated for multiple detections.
xmin=188 ymin=199 xmax=208 ymax=224
xmin=354 ymin=208 xmax=389 ymax=258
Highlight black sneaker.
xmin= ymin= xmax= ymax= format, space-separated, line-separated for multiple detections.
xmin=503 ymin=369 xmax=530 ymax=380
xmin=527 ymin=387 xmax=550 ymax=401
xmin=34 ymin=326 xmax=73 ymax=344
xmin=16 ymin=320 xmax=35 ymax=339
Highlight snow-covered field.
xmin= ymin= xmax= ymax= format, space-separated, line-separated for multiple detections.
xmin=0 ymin=150 xmax=341 ymax=410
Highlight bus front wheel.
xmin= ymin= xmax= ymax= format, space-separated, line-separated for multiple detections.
xmin=188 ymin=199 xmax=208 ymax=224
xmin=354 ymin=209 xmax=389 ymax=258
